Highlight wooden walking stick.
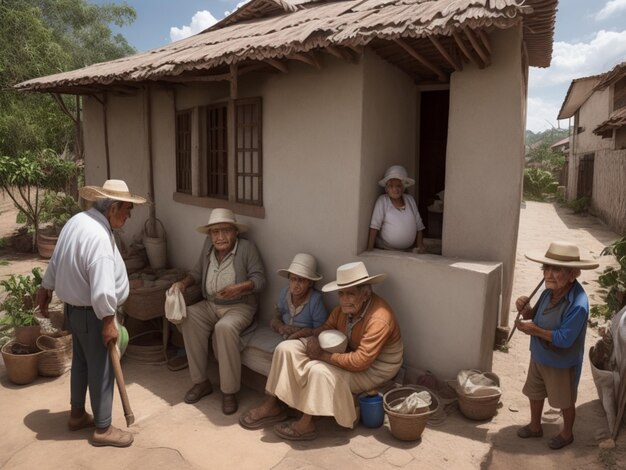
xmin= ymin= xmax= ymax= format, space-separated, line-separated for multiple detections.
xmin=108 ymin=342 xmax=135 ymax=426
xmin=506 ymin=278 xmax=545 ymax=344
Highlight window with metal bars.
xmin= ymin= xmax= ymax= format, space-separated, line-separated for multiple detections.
xmin=175 ymin=110 xmax=192 ymax=194
xmin=235 ymin=98 xmax=263 ymax=205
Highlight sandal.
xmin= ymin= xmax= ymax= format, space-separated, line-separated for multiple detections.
xmin=548 ymin=434 xmax=573 ymax=450
xmin=517 ymin=425 xmax=543 ymax=438
xmin=273 ymin=421 xmax=317 ymax=441
xmin=184 ymin=380 xmax=213 ymax=404
xmin=239 ymin=409 xmax=288 ymax=430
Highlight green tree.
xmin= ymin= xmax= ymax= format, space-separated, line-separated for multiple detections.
xmin=0 ymin=0 xmax=136 ymax=158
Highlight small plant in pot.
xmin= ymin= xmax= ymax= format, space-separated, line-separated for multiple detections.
xmin=0 ymin=267 xmax=44 ymax=347
xmin=36 ymin=192 xmax=81 ymax=258
xmin=0 ymin=268 xmax=45 ymax=385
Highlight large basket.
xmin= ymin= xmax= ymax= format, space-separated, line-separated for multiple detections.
xmin=1 ymin=341 xmax=42 ymax=385
xmin=124 ymin=283 xmax=171 ymax=320
xmin=383 ymin=386 xmax=439 ymax=441
xmin=457 ymin=391 xmax=501 ymax=420
xmin=36 ymin=334 xmax=72 ymax=377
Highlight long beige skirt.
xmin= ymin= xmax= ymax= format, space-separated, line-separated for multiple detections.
xmin=265 ymin=339 xmax=403 ymax=428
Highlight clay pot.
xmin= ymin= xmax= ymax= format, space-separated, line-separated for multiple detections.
xmin=37 ymin=231 xmax=59 ymax=259
xmin=15 ymin=325 xmax=41 ymax=347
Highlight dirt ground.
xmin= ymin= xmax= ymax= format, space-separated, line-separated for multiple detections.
xmin=0 ymin=194 xmax=625 ymax=470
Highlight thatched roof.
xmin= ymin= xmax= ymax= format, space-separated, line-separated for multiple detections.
xmin=593 ymin=107 xmax=626 ymax=138
xmin=16 ymin=0 xmax=557 ymax=95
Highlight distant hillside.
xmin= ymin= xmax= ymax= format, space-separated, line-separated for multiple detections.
xmin=525 ymin=128 xmax=570 ymax=147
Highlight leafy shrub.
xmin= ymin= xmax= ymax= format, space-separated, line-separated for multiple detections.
xmin=590 ymin=237 xmax=626 ymax=322
xmin=567 ymin=196 xmax=591 ymax=214
xmin=523 ymin=168 xmax=558 ymax=200
xmin=0 ymin=267 xmax=43 ymax=329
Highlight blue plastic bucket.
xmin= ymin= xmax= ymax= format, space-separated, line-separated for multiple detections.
xmin=359 ymin=394 xmax=384 ymax=428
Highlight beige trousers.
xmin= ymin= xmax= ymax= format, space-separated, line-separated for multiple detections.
xmin=181 ymin=299 xmax=255 ymax=394
xmin=265 ymin=339 xmax=403 ymax=428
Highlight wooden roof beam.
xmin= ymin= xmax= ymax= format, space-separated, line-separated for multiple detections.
xmin=394 ymin=38 xmax=447 ymax=82
xmin=428 ymin=36 xmax=461 ymax=72
xmin=264 ymin=58 xmax=288 ymax=73
xmin=464 ymin=29 xmax=490 ymax=67
xmin=288 ymin=51 xmax=321 ymax=69
xmin=452 ymin=32 xmax=484 ymax=69
xmin=478 ymin=30 xmax=492 ymax=55
xmin=325 ymin=46 xmax=354 ymax=62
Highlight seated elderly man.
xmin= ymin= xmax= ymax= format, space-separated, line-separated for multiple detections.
xmin=239 ymin=261 xmax=403 ymax=440
xmin=173 ymin=208 xmax=265 ymax=415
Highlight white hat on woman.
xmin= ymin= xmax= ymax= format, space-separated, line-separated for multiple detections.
xmin=196 ymin=208 xmax=248 ymax=234
xmin=277 ymin=253 xmax=322 ymax=281
xmin=525 ymin=241 xmax=599 ymax=269
xmin=79 ymin=179 xmax=147 ymax=204
xmin=378 ymin=165 xmax=415 ymax=188
xmin=322 ymin=261 xmax=386 ymax=292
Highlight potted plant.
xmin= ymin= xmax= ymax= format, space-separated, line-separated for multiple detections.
xmin=0 ymin=267 xmax=45 ymax=385
xmin=36 ymin=191 xmax=81 ymax=258
xmin=0 ymin=267 xmax=44 ymax=347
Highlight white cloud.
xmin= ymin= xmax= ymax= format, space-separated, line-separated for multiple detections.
xmin=530 ymin=29 xmax=626 ymax=88
xmin=525 ymin=97 xmax=569 ymax=133
xmin=224 ymin=0 xmax=252 ymax=18
xmin=596 ymin=0 xmax=626 ymax=21
xmin=170 ymin=10 xmax=218 ymax=42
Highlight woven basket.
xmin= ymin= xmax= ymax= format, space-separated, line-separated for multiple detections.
xmin=457 ymin=391 xmax=501 ymax=420
xmin=383 ymin=386 xmax=439 ymax=441
xmin=124 ymin=283 xmax=170 ymax=320
xmin=36 ymin=334 xmax=72 ymax=377
xmin=124 ymin=331 xmax=166 ymax=364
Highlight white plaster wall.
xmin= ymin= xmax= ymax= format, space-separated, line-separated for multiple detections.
xmin=575 ymin=88 xmax=612 ymax=153
xmin=358 ymin=50 xmax=417 ymax=251
xmin=443 ymin=26 xmax=525 ymax=327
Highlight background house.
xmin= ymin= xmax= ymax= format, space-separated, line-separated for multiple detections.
xmin=558 ymin=62 xmax=626 ymax=235
xmin=17 ymin=0 xmax=558 ymax=379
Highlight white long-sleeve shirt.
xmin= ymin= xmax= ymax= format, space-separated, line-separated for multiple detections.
xmin=42 ymin=208 xmax=129 ymax=319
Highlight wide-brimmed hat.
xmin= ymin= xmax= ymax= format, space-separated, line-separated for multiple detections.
xmin=277 ymin=253 xmax=322 ymax=281
xmin=525 ymin=241 xmax=599 ymax=270
xmin=378 ymin=165 xmax=415 ymax=188
xmin=79 ymin=179 xmax=147 ymax=204
xmin=322 ymin=261 xmax=386 ymax=292
xmin=196 ymin=208 xmax=248 ymax=234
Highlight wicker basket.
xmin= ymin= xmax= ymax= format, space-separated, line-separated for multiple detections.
xmin=124 ymin=283 xmax=171 ymax=320
xmin=383 ymin=386 xmax=439 ymax=441
xmin=36 ymin=334 xmax=72 ymax=377
xmin=125 ymin=331 xmax=166 ymax=364
xmin=457 ymin=391 xmax=501 ymax=420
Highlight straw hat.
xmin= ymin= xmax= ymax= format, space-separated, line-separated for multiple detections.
xmin=79 ymin=179 xmax=147 ymax=204
xmin=525 ymin=241 xmax=599 ymax=269
xmin=378 ymin=165 xmax=415 ymax=188
xmin=322 ymin=261 xmax=386 ymax=292
xmin=277 ymin=253 xmax=322 ymax=281
xmin=196 ymin=208 xmax=248 ymax=234
xmin=318 ymin=329 xmax=348 ymax=353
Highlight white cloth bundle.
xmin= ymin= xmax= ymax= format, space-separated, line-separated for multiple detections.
xmin=391 ymin=391 xmax=432 ymax=414
xmin=164 ymin=286 xmax=186 ymax=324
xmin=456 ymin=369 xmax=501 ymax=397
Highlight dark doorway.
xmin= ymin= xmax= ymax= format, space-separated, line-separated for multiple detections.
xmin=577 ymin=153 xmax=594 ymax=198
xmin=418 ymin=90 xmax=449 ymax=239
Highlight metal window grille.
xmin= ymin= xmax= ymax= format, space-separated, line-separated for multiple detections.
xmin=235 ymin=98 xmax=263 ymax=205
xmin=205 ymin=104 xmax=229 ymax=199
xmin=175 ymin=110 xmax=192 ymax=194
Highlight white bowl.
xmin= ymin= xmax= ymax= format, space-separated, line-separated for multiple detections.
xmin=319 ymin=329 xmax=348 ymax=353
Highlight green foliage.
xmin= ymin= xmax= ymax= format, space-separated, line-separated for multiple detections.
xmin=590 ymin=237 xmax=626 ymax=322
xmin=0 ymin=149 xmax=79 ymax=247
xmin=0 ymin=267 xmax=43 ymax=329
xmin=527 ymin=142 xmax=566 ymax=173
xmin=525 ymin=128 xmax=570 ymax=147
xmin=0 ymin=0 xmax=136 ymax=158
xmin=523 ymin=168 xmax=558 ymax=200
xmin=39 ymin=191 xmax=81 ymax=234
xmin=567 ymin=196 xmax=591 ymax=214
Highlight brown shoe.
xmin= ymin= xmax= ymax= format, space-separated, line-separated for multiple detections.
xmin=68 ymin=412 xmax=95 ymax=431
xmin=222 ymin=393 xmax=238 ymax=415
xmin=91 ymin=426 xmax=134 ymax=447
xmin=184 ymin=380 xmax=213 ymax=404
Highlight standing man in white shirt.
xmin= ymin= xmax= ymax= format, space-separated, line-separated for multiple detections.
xmin=36 ymin=179 xmax=146 ymax=448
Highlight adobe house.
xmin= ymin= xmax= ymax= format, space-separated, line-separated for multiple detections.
xmin=558 ymin=61 xmax=626 ymax=235
xmin=17 ymin=0 xmax=558 ymax=379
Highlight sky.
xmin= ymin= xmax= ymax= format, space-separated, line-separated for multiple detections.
xmin=93 ymin=0 xmax=626 ymax=133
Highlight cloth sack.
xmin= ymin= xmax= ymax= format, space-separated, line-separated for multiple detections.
xmin=165 ymin=286 xmax=186 ymax=324
xmin=391 ymin=391 xmax=432 ymax=414
xmin=456 ymin=369 xmax=501 ymax=397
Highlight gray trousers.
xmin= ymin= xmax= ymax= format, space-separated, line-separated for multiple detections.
xmin=67 ymin=305 xmax=114 ymax=428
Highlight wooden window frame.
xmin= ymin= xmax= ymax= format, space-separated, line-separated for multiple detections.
xmin=175 ymin=110 xmax=192 ymax=194
xmin=235 ymin=97 xmax=263 ymax=206
xmin=173 ymin=97 xmax=265 ymax=218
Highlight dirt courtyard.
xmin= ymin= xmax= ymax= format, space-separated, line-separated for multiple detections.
xmin=0 ymin=195 xmax=625 ymax=470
